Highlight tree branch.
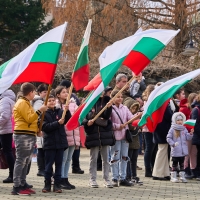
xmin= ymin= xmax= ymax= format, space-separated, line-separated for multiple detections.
xmin=149 ymin=0 xmax=175 ymax=8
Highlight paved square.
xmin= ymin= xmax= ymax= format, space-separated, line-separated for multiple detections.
xmin=0 ymin=148 xmax=200 ymax=200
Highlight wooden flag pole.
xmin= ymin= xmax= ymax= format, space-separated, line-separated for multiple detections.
xmin=92 ymin=76 xmax=135 ymax=122
xmin=62 ymin=83 xmax=74 ymax=119
xmin=38 ymin=84 xmax=52 ymax=134
xmin=123 ymin=113 xmax=142 ymax=126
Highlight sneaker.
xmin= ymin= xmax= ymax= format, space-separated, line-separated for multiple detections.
xmin=11 ymin=186 xmax=31 ymax=195
xmin=119 ymin=179 xmax=132 ymax=187
xmin=37 ymin=171 xmax=44 ymax=177
xmin=103 ymin=180 xmax=113 ymax=188
xmin=24 ymin=182 xmax=33 ymax=188
xmin=132 ymin=177 xmax=143 ymax=185
xmin=3 ymin=177 xmax=13 ymax=183
xmin=137 ymin=166 xmax=142 ymax=170
xmin=32 ymin=157 xmax=37 ymax=163
xmin=72 ymin=168 xmax=84 ymax=174
xmin=25 ymin=188 xmax=36 ymax=194
xmin=196 ymin=177 xmax=200 ymax=181
xmin=112 ymin=179 xmax=118 ymax=187
xmin=89 ymin=180 xmax=98 ymax=188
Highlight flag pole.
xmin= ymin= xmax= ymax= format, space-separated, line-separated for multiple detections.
xmin=62 ymin=83 xmax=74 ymax=119
xmin=92 ymin=76 xmax=135 ymax=122
xmin=38 ymin=84 xmax=52 ymax=134
xmin=123 ymin=114 xmax=142 ymax=126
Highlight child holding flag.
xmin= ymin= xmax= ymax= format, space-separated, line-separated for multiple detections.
xmin=167 ymin=112 xmax=193 ymax=183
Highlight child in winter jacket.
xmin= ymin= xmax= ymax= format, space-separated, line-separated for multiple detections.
xmin=167 ymin=112 xmax=193 ymax=183
xmin=54 ymin=86 xmax=79 ymax=190
xmin=110 ymin=91 xmax=140 ymax=187
xmin=41 ymin=94 xmax=71 ymax=193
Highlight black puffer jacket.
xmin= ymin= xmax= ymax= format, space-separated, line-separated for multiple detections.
xmin=191 ymin=101 xmax=200 ymax=145
xmin=153 ymin=104 xmax=173 ymax=144
xmin=82 ymin=96 xmax=115 ymax=149
xmin=41 ymin=108 xmax=71 ymax=150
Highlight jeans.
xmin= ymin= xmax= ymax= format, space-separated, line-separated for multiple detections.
xmin=110 ymin=140 xmax=129 ymax=180
xmin=37 ymin=148 xmax=45 ymax=172
xmin=13 ymin=134 xmax=36 ymax=187
xmin=143 ymin=132 xmax=155 ymax=169
xmin=44 ymin=149 xmax=64 ymax=184
xmin=127 ymin=149 xmax=138 ymax=178
xmin=0 ymin=133 xmax=15 ymax=178
xmin=89 ymin=146 xmax=110 ymax=182
xmin=61 ymin=146 xmax=75 ymax=178
xmin=72 ymin=147 xmax=80 ymax=169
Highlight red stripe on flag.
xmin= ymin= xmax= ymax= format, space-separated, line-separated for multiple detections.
xmin=146 ymin=99 xmax=170 ymax=132
xmin=123 ymin=50 xmax=151 ymax=75
xmin=84 ymin=73 xmax=102 ymax=91
xmin=13 ymin=62 xmax=56 ymax=84
xmin=72 ymin=64 xmax=89 ymax=91
xmin=66 ymin=103 xmax=86 ymax=131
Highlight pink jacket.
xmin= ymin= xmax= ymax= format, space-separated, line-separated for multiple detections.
xmin=111 ymin=104 xmax=134 ymax=140
xmin=66 ymin=98 xmax=80 ymax=146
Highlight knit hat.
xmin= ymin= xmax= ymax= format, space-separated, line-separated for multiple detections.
xmin=60 ymin=80 xmax=71 ymax=88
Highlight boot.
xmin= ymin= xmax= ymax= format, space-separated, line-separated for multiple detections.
xmin=53 ymin=183 xmax=62 ymax=193
xmin=65 ymin=178 xmax=75 ymax=189
xmin=170 ymin=171 xmax=179 ymax=183
xmin=37 ymin=156 xmax=45 ymax=176
xmin=191 ymin=169 xmax=197 ymax=178
xmin=145 ymin=168 xmax=152 ymax=177
xmin=184 ymin=167 xmax=193 ymax=179
xmin=179 ymin=171 xmax=187 ymax=183
xmin=42 ymin=180 xmax=51 ymax=193
xmin=60 ymin=178 xmax=71 ymax=190
xmin=3 ymin=176 xmax=13 ymax=183
xmin=72 ymin=167 xmax=84 ymax=174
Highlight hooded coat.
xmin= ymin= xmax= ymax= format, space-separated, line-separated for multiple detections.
xmin=123 ymin=97 xmax=140 ymax=149
xmin=0 ymin=90 xmax=16 ymax=134
xmin=82 ymin=96 xmax=115 ymax=149
xmin=167 ymin=112 xmax=192 ymax=157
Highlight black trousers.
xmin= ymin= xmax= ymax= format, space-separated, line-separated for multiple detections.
xmin=37 ymin=148 xmax=45 ymax=172
xmin=0 ymin=133 xmax=15 ymax=177
xmin=127 ymin=149 xmax=138 ymax=178
xmin=72 ymin=147 xmax=80 ymax=169
xmin=172 ymin=157 xmax=184 ymax=171
xmin=44 ymin=149 xmax=64 ymax=184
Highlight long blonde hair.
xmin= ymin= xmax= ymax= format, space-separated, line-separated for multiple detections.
xmin=174 ymin=130 xmax=180 ymax=138
xmin=188 ymin=93 xmax=197 ymax=109
xmin=142 ymin=84 xmax=155 ymax=101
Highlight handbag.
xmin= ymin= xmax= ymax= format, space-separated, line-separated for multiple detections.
xmin=0 ymin=149 xmax=8 ymax=169
xmin=95 ymin=117 xmax=108 ymax=127
xmin=112 ymin=107 xmax=133 ymax=143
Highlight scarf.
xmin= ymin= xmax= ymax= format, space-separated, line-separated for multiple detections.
xmin=171 ymin=122 xmax=185 ymax=131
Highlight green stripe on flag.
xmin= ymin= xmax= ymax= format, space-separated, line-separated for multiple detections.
xmin=0 ymin=59 xmax=12 ymax=78
xmin=31 ymin=42 xmax=62 ymax=64
xmin=139 ymin=79 xmax=191 ymax=126
xmin=100 ymin=56 xmax=125 ymax=86
xmin=74 ymin=46 xmax=89 ymax=71
xmin=132 ymin=37 xmax=165 ymax=61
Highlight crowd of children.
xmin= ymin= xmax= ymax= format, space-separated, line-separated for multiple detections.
xmin=1 ymin=72 xmax=200 ymax=195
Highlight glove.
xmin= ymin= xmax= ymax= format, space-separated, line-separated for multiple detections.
xmin=174 ymin=142 xmax=179 ymax=147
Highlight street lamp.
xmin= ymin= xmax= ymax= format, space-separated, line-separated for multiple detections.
xmin=181 ymin=31 xmax=199 ymax=56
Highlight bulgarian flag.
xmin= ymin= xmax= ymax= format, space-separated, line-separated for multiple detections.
xmin=0 ymin=23 xmax=67 ymax=93
xmin=184 ymin=119 xmax=196 ymax=129
xmin=71 ymin=19 xmax=92 ymax=91
xmin=138 ymin=69 xmax=200 ymax=132
xmin=78 ymin=29 xmax=180 ymax=124
xmin=84 ymin=73 xmax=101 ymax=91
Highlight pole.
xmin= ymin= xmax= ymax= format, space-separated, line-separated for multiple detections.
xmin=92 ymin=76 xmax=135 ymax=121
xmin=123 ymin=114 xmax=142 ymax=126
xmin=62 ymin=83 xmax=74 ymax=119
xmin=38 ymin=84 xmax=52 ymax=134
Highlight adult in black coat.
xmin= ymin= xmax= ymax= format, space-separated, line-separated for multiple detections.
xmin=82 ymin=96 xmax=114 ymax=188
xmin=152 ymin=104 xmax=173 ymax=180
xmin=191 ymin=99 xmax=200 ymax=179
xmin=40 ymin=95 xmax=71 ymax=193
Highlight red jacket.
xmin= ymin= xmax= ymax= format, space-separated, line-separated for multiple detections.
xmin=179 ymin=99 xmax=191 ymax=120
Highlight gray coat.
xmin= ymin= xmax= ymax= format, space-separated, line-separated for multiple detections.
xmin=0 ymin=90 xmax=16 ymax=134
xmin=167 ymin=127 xmax=192 ymax=157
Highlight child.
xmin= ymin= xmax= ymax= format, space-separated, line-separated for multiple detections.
xmin=54 ymin=86 xmax=79 ymax=190
xmin=167 ymin=112 xmax=193 ymax=183
xmin=110 ymin=91 xmax=140 ymax=187
xmin=41 ymin=94 xmax=71 ymax=193
xmin=12 ymin=83 xmax=47 ymax=195
xmin=123 ymin=97 xmax=143 ymax=185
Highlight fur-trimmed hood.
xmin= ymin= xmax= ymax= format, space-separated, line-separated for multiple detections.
xmin=171 ymin=112 xmax=186 ymax=124
xmin=123 ymin=97 xmax=140 ymax=112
